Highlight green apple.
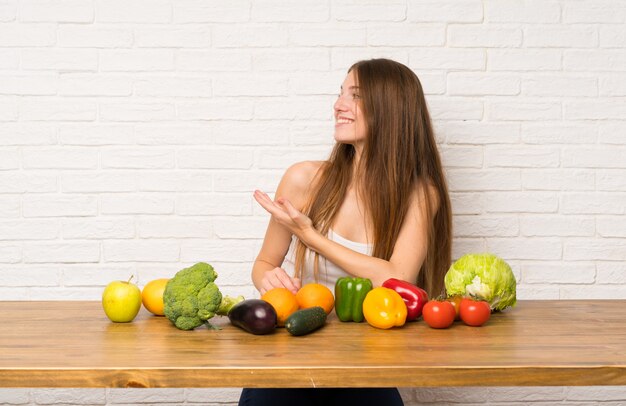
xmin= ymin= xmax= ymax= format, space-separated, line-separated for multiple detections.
xmin=102 ymin=276 xmax=142 ymax=322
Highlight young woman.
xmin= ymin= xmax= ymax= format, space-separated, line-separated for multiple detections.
xmin=241 ymin=58 xmax=452 ymax=406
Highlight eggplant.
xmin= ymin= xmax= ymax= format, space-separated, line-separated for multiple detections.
xmin=227 ymin=299 xmax=277 ymax=335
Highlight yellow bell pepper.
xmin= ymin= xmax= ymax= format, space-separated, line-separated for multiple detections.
xmin=362 ymin=287 xmax=407 ymax=329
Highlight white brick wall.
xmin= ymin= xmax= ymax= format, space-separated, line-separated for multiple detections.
xmin=1 ymin=0 xmax=625 ymax=404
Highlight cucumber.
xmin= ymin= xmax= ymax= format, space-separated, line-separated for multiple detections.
xmin=285 ymin=306 xmax=327 ymax=336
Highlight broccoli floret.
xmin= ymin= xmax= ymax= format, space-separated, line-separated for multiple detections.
xmin=163 ymin=262 xmax=244 ymax=330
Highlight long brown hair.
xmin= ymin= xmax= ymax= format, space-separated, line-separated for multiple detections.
xmin=294 ymin=58 xmax=452 ymax=298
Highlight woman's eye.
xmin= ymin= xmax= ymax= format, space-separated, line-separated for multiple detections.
xmin=352 ymin=94 xmax=360 ymax=99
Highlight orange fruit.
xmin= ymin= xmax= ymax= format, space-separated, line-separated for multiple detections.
xmin=261 ymin=288 xmax=299 ymax=327
xmin=141 ymin=278 xmax=169 ymax=316
xmin=296 ymin=283 xmax=334 ymax=315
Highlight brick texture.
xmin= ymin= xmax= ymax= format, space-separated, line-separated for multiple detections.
xmin=1 ymin=0 xmax=625 ymax=404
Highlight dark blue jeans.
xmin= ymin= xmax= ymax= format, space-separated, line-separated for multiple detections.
xmin=239 ymin=388 xmax=404 ymax=406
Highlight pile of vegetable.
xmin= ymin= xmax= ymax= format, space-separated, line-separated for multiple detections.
xmin=165 ymin=253 xmax=515 ymax=334
xmin=228 ymin=296 xmax=328 ymax=337
xmin=331 ymin=252 xmax=516 ymax=330
xmin=422 ymin=296 xmax=491 ymax=329
xmin=334 ymin=276 xmax=429 ymax=329
xmin=421 ymin=252 xmax=517 ymax=329
xmin=444 ymin=253 xmax=517 ymax=311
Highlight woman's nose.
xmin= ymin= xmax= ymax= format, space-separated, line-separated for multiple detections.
xmin=334 ymin=95 xmax=348 ymax=112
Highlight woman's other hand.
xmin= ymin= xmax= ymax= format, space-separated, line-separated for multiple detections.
xmin=259 ymin=267 xmax=301 ymax=295
xmin=254 ymin=190 xmax=315 ymax=241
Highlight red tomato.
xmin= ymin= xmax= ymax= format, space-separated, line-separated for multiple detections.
xmin=422 ymin=300 xmax=456 ymax=329
xmin=447 ymin=295 xmax=462 ymax=321
xmin=459 ymin=298 xmax=491 ymax=327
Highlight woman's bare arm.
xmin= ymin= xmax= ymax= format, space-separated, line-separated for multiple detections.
xmin=251 ymin=161 xmax=322 ymax=293
xmin=254 ymin=185 xmax=436 ymax=287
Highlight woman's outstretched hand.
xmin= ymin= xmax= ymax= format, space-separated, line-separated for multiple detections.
xmin=259 ymin=267 xmax=301 ymax=295
xmin=253 ymin=190 xmax=315 ymax=242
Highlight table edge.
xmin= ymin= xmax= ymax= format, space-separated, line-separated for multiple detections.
xmin=2 ymin=366 xmax=625 ymax=388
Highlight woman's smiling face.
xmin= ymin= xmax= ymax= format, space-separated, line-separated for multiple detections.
xmin=333 ymin=70 xmax=368 ymax=147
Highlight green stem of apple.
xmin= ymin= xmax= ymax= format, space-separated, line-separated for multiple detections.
xmin=127 ymin=275 xmax=134 ymax=284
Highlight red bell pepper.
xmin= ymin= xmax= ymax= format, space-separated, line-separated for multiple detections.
xmin=382 ymin=278 xmax=429 ymax=321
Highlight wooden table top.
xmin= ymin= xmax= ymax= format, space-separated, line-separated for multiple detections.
xmin=1 ymin=300 xmax=625 ymax=388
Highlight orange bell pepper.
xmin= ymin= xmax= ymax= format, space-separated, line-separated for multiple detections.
xmin=362 ymin=287 xmax=407 ymax=329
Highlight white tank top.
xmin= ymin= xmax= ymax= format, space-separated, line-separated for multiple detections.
xmin=281 ymin=230 xmax=373 ymax=292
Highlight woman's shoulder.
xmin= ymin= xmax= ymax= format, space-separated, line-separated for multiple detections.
xmin=276 ymin=161 xmax=325 ymax=207
xmin=281 ymin=160 xmax=325 ymax=190
xmin=411 ymin=179 xmax=441 ymax=215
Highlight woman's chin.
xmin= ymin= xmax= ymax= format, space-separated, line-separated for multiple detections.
xmin=333 ymin=131 xmax=353 ymax=144
xmin=334 ymin=126 xmax=366 ymax=144
xmin=333 ymin=136 xmax=353 ymax=144
xmin=334 ymin=133 xmax=363 ymax=145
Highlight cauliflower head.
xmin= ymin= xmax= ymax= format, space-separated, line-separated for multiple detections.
xmin=163 ymin=262 xmax=243 ymax=330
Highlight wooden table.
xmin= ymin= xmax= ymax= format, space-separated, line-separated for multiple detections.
xmin=0 ymin=300 xmax=625 ymax=388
